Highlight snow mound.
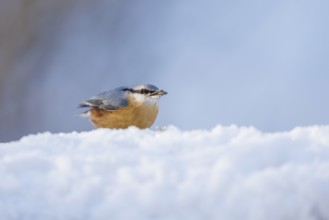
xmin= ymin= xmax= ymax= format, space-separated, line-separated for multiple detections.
xmin=1 ymin=125 xmax=329 ymax=220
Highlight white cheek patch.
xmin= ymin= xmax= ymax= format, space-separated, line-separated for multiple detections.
xmin=131 ymin=93 xmax=159 ymax=105
xmin=132 ymin=93 xmax=146 ymax=102
xmin=145 ymin=97 xmax=159 ymax=105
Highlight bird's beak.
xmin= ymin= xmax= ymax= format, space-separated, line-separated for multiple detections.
xmin=150 ymin=90 xmax=168 ymax=96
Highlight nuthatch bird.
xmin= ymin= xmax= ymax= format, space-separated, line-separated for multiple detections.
xmin=79 ymin=84 xmax=167 ymax=129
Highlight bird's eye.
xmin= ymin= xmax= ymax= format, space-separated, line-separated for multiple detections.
xmin=140 ymin=89 xmax=151 ymax=94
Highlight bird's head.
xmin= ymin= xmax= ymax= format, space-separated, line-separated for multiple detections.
xmin=126 ymin=84 xmax=167 ymax=104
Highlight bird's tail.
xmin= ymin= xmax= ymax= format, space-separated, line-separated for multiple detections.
xmin=79 ymin=110 xmax=91 ymax=118
xmin=77 ymin=102 xmax=92 ymax=118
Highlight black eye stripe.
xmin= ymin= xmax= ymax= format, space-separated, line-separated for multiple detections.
xmin=139 ymin=89 xmax=153 ymax=94
xmin=141 ymin=89 xmax=151 ymax=94
xmin=124 ymin=88 xmax=155 ymax=94
xmin=123 ymin=88 xmax=134 ymax=92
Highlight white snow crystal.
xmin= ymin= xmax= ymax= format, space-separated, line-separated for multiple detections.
xmin=1 ymin=125 xmax=329 ymax=220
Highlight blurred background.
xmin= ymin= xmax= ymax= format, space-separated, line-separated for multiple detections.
xmin=1 ymin=0 xmax=329 ymax=142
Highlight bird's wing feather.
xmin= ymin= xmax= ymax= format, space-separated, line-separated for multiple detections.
xmin=79 ymin=87 xmax=129 ymax=111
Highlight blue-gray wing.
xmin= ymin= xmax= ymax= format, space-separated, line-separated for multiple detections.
xmin=79 ymin=87 xmax=128 ymax=111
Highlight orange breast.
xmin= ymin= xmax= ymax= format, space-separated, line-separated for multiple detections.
xmin=89 ymin=102 xmax=159 ymax=129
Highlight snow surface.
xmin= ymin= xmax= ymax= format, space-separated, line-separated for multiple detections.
xmin=1 ymin=125 xmax=329 ymax=220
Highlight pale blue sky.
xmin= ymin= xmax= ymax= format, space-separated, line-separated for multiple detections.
xmin=1 ymin=0 xmax=329 ymax=141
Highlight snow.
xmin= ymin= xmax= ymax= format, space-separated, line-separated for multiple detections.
xmin=1 ymin=125 xmax=329 ymax=220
